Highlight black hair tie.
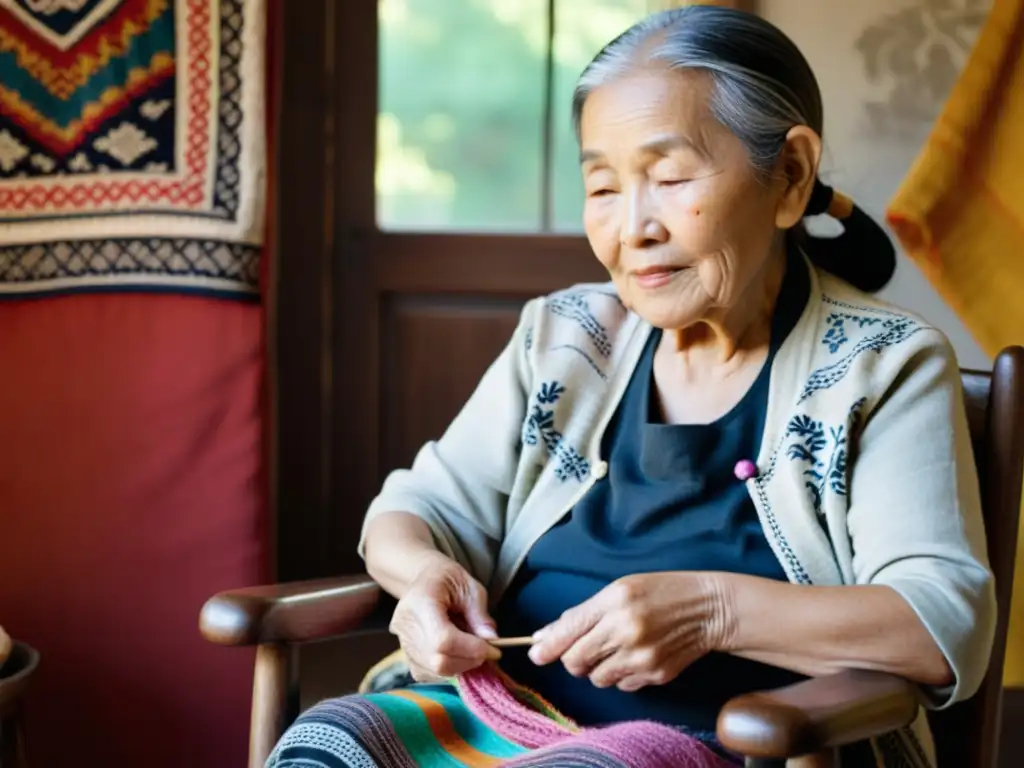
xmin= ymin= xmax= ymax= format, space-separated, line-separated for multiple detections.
xmin=806 ymin=179 xmax=853 ymax=220
xmin=799 ymin=178 xmax=896 ymax=293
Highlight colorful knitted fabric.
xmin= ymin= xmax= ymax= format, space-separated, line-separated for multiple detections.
xmin=267 ymin=664 xmax=739 ymax=767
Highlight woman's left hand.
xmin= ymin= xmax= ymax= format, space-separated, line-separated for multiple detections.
xmin=527 ymin=572 xmax=729 ymax=692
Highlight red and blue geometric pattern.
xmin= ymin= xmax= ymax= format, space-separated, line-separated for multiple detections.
xmin=0 ymin=0 xmax=266 ymax=298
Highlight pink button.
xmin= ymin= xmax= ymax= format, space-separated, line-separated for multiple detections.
xmin=734 ymin=460 xmax=758 ymax=481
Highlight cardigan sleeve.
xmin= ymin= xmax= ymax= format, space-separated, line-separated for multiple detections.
xmin=847 ymin=331 xmax=996 ymax=708
xmin=356 ymin=298 xmax=538 ymax=586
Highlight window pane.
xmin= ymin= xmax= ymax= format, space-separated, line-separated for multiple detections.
xmin=377 ymin=0 xmax=548 ymax=231
xmin=551 ymin=1 xmax=649 ymax=232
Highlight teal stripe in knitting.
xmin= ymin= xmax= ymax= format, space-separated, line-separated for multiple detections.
xmin=367 ymin=689 xmax=526 ymax=765
xmin=413 ymin=685 xmax=527 ymax=759
xmin=365 ymin=693 xmax=464 ymax=767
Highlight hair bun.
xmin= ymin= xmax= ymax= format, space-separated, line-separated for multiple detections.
xmin=806 ymin=179 xmax=836 ymax=217
xmin=799 ymin=179 xmax=897 ymax=293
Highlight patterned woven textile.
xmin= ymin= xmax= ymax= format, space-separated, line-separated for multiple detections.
xmin=0 ymin=0 xmax=266 ymax=299
xmin=269 ymin=665 xmax=740 ymax=768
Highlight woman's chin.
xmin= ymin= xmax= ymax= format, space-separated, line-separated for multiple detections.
xmin=630 ymin=298 xmax=707 ymax=332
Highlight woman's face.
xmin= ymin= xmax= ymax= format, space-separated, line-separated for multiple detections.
xmin=579 ymin=68 xmax=792 ymax=330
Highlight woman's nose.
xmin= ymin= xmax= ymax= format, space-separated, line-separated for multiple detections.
xmin=621 ymin=188 xmax=668 ymax=248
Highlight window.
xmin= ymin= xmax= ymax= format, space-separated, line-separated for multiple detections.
xmin=377 ymin=0 xmax=650 ymax=233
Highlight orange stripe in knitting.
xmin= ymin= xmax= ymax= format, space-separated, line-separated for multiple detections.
xmin=389 ymin=689 xmax=505 ymax=767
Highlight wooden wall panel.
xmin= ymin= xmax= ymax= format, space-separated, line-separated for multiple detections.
xmin=274 ymin=0 xmax=764 ymax=582
xmin=379 ymin=295 xmax=525 ymax=475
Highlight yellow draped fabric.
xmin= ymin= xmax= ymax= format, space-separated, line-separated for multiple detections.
xmin=887 ymin=0 xmax=1024 ymax=685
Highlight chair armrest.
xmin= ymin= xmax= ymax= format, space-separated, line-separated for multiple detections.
xmin=0 ymin=625 xmax=10 ymax=667
xmin=0 ymin=642 xmax=40 ymax=716
xmin=199 ymin=575 xmax=393 ymax=646
xmin=716 ymin=669 xmax=919 ymax=758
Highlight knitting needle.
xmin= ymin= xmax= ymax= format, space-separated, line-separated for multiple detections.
xmin=488 ymin=636 xmax=535 ymax=648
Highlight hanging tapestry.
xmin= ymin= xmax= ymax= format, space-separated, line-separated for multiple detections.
xmin=0 ymin=0 xmax=266 ymax=299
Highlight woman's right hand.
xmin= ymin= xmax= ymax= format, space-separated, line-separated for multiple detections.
xmin=388 ymin=557 xmax=501 ymax=681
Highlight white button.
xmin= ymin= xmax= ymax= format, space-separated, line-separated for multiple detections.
xmin=591 ymin=461 xmax=608 ymax=479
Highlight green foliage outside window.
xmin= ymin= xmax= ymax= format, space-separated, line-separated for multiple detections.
xmin=377 ymin=0 xmax=648 ymax=232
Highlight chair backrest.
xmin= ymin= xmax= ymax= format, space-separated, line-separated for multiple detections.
xmin=928 ymin=348 xmax=1024 ymax=768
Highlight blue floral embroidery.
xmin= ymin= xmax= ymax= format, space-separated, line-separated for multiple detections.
xmin=550 ymin=344 xmax=608 ymax=380
xmin=541 ymin=289 xmax=624 ymax=379
xmin=823 ymin=296 xmax=905 ymax=316
xmin=521 ymin=380 xmax=591 ymax=482
xmin=822 ymin=312 xmax=882 ymax=353
xmin=547 ymin=291 xmax=615 ymax=357
xmin=785 ymin=399 xmax=866 ymax=515
xmin=752 ymin=476 xmax=812 ymax=585
xmin=800 ymin=302 xmax=926 ymax=403
xmin=536 ymin=381 xmax=565 ymax=404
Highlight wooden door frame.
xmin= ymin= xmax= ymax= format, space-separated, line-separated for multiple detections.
xmin=273 ymin=0 xmax=336 ymax=582
xmin=273 ymin=0 xmax=608 ymax=581
xmin=273 ymin=0 xmax=759 ymax=582
xmin=269 ymin=4 xmax=1020 ymax=764
xmin=1003 ymin=690 xmax=1024 ymax=765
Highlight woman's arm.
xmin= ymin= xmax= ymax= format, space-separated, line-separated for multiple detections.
xmin=834 ymin=336 xmax=994 ymax=704
xmin=717 ymin=576 xmax=953 ymax=685
xmin=722 ymin=336 xmax=993 ymax=702
xmin=532 ymin=335 xmax=991 ymax=699
xmin=363 ymin=511 xmax=458 ymax=599
xmin=358 ymin=299 xmax=538 ymax=585
xmin=365 ymin=514 xmax=504 ymax=680
xmin=527 ymin=570 xmax=951 ymax=692
xmin=722 ymin=336 xmax=994 ymax=697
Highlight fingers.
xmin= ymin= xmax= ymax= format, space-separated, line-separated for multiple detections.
xmin=588 ymin=654 xmax=633 ymax=689
xmin=459 ymin=579 xmax=498 ymax=640
xmin=404 ymin=623 xmax=501 ymax=678
xmin=613 ymin=673 xmax=648 ymax=693
xmin=433 ymin=622 xmax=501 ymax=663
xmin=392 ymin=600 xmax=500 ymax=679
xmin=588 ymin=650 xmax=671 ymax=691
xmin=389 ymin=562 xmax=503 ymax=680
xmin=407 ymin=659 xmax=445 ymax=683
xmin=558 ymin=626 xmax=614 ymax=678
xmin=529 ymin=603 xmax=601 ymax=666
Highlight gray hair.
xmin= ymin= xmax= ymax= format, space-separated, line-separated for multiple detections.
xmin=572 ymin=6 xmax=823 ymax=178
xmin=571 ymin=6 xmax=899 ymax=294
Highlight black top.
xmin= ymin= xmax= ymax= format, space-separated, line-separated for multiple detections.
xmin=495 ymin=251 xmax=811 ymax=732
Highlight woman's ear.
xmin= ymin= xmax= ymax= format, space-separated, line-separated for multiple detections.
xmin=775 ymin=125 xmax=822 ymax=229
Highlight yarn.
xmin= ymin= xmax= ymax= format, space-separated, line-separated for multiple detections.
xmin=457 ymin=664 xmax=738 ymax=768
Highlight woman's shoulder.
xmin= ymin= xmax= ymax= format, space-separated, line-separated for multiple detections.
xmin=521 ymin=281 xmax=643 ymax=376
xmin=814 ymin=269 xmax=936 ymax=327
xmin=811 ymin=268 xmax=953 ymax=356
xmin=527 ymin=281 xmax=627 ymax=322
xmin=794 ymin=269 xmax=959 ymax=408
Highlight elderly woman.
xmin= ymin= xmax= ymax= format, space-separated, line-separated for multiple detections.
xmin=268 ymin=6 xmax=994 ymax=768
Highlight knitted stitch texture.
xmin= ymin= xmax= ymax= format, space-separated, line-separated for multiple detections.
xmin=456 ymin=664 xmax=737 ymax=767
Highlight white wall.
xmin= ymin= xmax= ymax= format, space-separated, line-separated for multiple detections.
xmin=763 ymin=0 xmax=991 ymax=368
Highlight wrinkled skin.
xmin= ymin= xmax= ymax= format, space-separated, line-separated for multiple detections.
xmin=389 ymin=560 xmax=500 ymax=681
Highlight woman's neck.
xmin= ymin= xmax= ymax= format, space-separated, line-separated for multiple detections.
xmin=666 ymin=246 xmax=787 ymax=368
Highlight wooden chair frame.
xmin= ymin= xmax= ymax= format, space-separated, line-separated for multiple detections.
xmin=201 ymin=348 xmax=1024 ymax=768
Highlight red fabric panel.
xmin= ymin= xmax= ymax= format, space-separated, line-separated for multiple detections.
xmin=0 ymin=294 xmax=267 ymax=767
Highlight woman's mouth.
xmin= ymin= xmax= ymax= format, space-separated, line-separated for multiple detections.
xmin=632 ymin=266 xmax=683 ymax=289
